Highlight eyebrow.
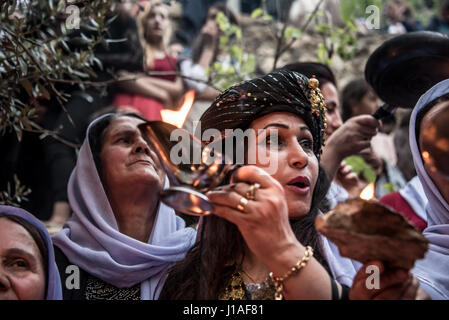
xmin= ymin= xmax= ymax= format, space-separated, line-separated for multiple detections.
xmin=110 ymin=129 xmax=137 ymax=139
xmin=6 ymin=248 xmax=38 ymax=263
xmin=258 ymin=124 xmax=311 ymax=136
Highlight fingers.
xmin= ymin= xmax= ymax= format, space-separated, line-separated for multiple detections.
xmin=349 ymin=115 xmax=381 ymax=129
xmin=230 ymin=165 xmax=283 ymax=191
xmin=207 ymin=188 xmax=253 ymax=212
xmin=210 ymin=201 xmax=248 ymax=226
xmin=350 ymin=261 xmax=413 ymax=300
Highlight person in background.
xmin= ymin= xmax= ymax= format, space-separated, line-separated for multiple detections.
xmin=0 ymin=205 xmax=62 ymax=300
xmin=427 ymin=0 xmax=449 ymax=35
xmin=180 ymin=3 xmax=239 ymax=134
xmin=112 ymin=1 xmax=184 ymax=120
xmin=341 ymin=78 xmax=397 ymax=165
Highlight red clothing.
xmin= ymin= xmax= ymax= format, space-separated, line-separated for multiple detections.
xmin=112 ymin=56 xmax=177 ymax=120
xmin=379 ymin=191 xmax=427 ymax=232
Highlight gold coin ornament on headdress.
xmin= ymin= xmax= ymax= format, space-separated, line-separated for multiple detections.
xmin=308 ymin=76 xmax=327 ymax=148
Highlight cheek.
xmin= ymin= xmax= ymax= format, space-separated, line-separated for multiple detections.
xmin=14 ymin=272 xmax=46 ymax=300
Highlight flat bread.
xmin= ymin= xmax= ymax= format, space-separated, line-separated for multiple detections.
xmin=315 ymin=199 xmax=428 ymax=270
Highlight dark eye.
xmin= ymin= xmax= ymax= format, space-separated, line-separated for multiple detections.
xmin=11 ymin=259 xmax=28 ymax=269
xmin=118 ymin=137 xmax=131 ymax=144
xmin=265 ymin=133 xmax=281 ymax=148
xmin=299 ymin=138 xmax=313 ymax=151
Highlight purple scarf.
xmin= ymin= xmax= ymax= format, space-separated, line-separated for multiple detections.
xmin=410 ymin=79 xmax=449 ymax=300
xmin=0 ymin=205 xmax=62 ymax=300
xmin=52 ymin=115 xmax=196 ymax=300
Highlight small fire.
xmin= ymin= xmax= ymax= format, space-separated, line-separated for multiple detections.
xmin=360 ymin=182 xmax=375 ymax=200
xmin=161 ymin=90 xmax=195 ymax=128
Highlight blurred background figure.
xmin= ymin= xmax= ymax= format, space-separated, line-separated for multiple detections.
xmin=427 ymin=0 xmax=449 ymax=35
xmin=112 ymin=1 xmax=184 ymax=120
xmin=180 ymin=3 xmax=239 ymax=133
xmin=383 ymin=0 xmax=423 ymax=34
xmin=341 ymin=78 xmax=397 ymax=164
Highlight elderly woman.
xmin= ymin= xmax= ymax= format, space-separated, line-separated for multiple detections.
xmin=409 ymin=79 xmax=449 ymax=300
xmin=51 ymin=113 xmax=196 ymax=300
xmin=0 ymin=205 xmax=62 ymax=300
xmin=350 ymin=79 xmax=449 ymax=300
xmin=158 ymin=70 xmax=417 ymax=300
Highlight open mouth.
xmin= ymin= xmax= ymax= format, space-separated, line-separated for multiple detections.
xmin=287 ymin=176 xmax=310 ymax=188
xmin=286 ymin=176 xmax=311 ymax=195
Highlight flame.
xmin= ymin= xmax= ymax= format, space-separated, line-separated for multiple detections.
xmin=161 ymin=90 xmax=195 ymax=128
xmin=360 ymin=182 xmax=375 ymax=200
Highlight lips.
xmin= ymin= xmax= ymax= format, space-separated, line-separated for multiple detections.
xmin=286 ymin=176 xmax=311 ymax=195
xmin=129 ymin=158 xmax=154 ymax=167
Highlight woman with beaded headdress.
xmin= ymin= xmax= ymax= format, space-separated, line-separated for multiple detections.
xmin=158 ymin=69 xmax=419 ymax=300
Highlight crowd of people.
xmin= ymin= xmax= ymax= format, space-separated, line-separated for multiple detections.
xmin=1 ymin=0 xmax=449 ymax=301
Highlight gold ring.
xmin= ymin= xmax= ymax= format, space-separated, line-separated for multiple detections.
xmin=245 ymin=183 xmax=260 ymax=201
xmin=236 ymin=196 xmax=248 ymax=212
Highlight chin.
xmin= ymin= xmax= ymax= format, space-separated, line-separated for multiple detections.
xmin=287 ymin=204 xmax=310 ymax=219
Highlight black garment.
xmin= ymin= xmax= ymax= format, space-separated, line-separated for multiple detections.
xmin=0 ymin=130 xmax=53 ymax=220
xmin=53 ymin=246 xmax=141 ymax=300
xmin=427 ymin=16 xmax=449 ymax=35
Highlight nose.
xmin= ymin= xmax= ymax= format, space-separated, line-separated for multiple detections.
xmin=0 ymin=269 xmax=12 ymax=293
xmin=288 ymin=140 xmax=308 ymax=169
xmin=133 ymin=136 xmax=150 ymax=156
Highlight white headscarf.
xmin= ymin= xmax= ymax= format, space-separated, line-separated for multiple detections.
xmin=52 ymin=114 xmax=197 ymax=300
xmin=410 ymin=79 xmax=449 ymax=300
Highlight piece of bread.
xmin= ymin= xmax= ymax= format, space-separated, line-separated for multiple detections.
xmin=315 ymin=199 xmax=428 ymax=270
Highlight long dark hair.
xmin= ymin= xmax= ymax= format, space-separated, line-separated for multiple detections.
xmin=159 ymin=165 xmax=330 ymax=300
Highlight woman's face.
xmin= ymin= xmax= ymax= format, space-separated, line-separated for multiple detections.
xmin=0 ymin=218 xmax=46 ymax=300
xmin=351 ymin=90 xmax=382 ymax=117
xmin=420 ymin=100 xmax=449 ymax=203
xmin=99 ymin=116 xmax=165 ymax=196
xmin=145 ymin=4 xmax=169 ymax=42
xmin=248 ymin=112 xmax=319 ymax=219
xmin=320 ymin=82 xmax=342 ymax=138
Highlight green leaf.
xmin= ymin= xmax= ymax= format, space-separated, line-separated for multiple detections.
xmin=344 ymin=155 xmax=377 ymax=183
xmin=381 ymin=183 xmax=396 ymax=194
xmin=251 ymin=8 xmax=263 ymax=19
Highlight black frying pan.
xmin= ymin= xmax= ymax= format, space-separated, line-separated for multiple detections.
xmin=365 ymin=31 xmax=449 ymax=118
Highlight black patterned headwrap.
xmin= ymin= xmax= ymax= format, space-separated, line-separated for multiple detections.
xmin=199 ymin=69 xmax=327 ymax=160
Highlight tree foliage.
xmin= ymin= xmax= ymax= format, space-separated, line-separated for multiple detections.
xmin=0 ymin=0 xmax=120 ymax=141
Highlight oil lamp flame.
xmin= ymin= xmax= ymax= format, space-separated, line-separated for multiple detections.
xmin=161 ymin=90 xmax=195 ymax=128
xmin=360 ymin=182 xmax=375 ymax=200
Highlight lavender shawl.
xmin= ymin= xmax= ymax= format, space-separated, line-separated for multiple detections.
xmin=410 ymin=79 xmax=449 ymax=300
xmin=0 ymin=205 xmax=62 ymax=300
xmin=52 ymin=115 xmax=196 ymax=300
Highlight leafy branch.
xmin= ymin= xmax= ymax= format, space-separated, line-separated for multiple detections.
xmin=0 ymin=175 xmax=32 ymax=206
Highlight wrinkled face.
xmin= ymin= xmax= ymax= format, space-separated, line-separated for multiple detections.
xmin=99 ymin=116 xmax=165 ymax=196
xmin=248 ymin=112 xmax=319 ymax=218
xmin=420 ymin=100 xmax=449 ymax=203
xmin=321 ymin=82 xmax=342 ymax=138
xmin=145 ymin=4 xmax=169 ymax=42
xmin=0 ymin=218 xmax=46 ymax=300
xmin=351 ymin=90 xmax=382 ymax=117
